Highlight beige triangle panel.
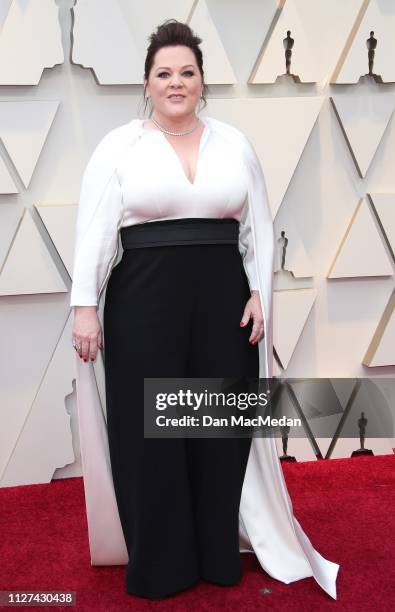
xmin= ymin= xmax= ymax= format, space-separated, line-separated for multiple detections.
xmin=333 ymin=0 xmax=395 ymax=84
xmin=0 ymin=0 xmax=64 ymax=85
xmin=273 ymin=357 xmax=282 ymax=377
xmin=250 ymin=0 xmax=318 ymax=84
xmin=0 ymin=208 xmax=68 ymax=296
xmin=0 ymin=210 xmax=22 ymax=272
xmin=35 ymin=204 xmax=78 ymax=278
xmin=0 ymin=1 xmax=12 ymax=25
xmin=0 ymin=155 xmax=18 ymax=194
xmin=363 ymin=292 xmax=395 ymax=367
xmin=369 ymin=193 xmax=395 ymax=262
xmin=0 ymin=296 xmax=72 ymax=482
xmin=274 ymin=288 xmax=317 ymax=370
xmin=71 ymin=0 xmax=144 ymax=84
xmin=0 ymin=100 xmax=59 ymax=189
xmin=71 ymin=0 xmax=194 ymax=84
xmin=1 ymin=311 xmax=76 ymax=486
xmin=206 ymin=96 xmax=324 ymax=218
xmin=189 ymin=0 xmax=236 ymax=84
xmin=330 ymin=95 xmax=395 ymax=177
xmin=328 ymin=198 xmax=393 ymax=278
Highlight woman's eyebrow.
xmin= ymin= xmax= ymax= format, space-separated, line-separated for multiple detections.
xmin=155 ymin=64 xmax=195 ymax=70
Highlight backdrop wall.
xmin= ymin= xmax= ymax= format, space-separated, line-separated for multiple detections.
xmin=0 ymin=0 xmax=394 ymax=488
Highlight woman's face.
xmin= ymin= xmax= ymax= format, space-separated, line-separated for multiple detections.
xmin=144 ymin=45 xmax=203 ymax=121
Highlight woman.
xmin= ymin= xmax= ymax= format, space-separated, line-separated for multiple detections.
xmin=70 ymin=20 xmax=340 ymax=601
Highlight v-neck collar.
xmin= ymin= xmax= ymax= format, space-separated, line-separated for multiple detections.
xmin=140 ymin=117 xmax=210 ymax=187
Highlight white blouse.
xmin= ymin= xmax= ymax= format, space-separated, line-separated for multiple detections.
xmin=69 ymin=118 xmax=258 ymax=307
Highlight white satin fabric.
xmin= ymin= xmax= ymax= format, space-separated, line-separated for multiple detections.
xmin=71 ymin=117 xmax=340 ymax=599
xmin=70 ymin=117 xmax=258 ymax=306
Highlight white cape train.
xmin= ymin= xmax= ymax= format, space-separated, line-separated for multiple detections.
xmin=72 ymin=116 xmax=340 ymax=599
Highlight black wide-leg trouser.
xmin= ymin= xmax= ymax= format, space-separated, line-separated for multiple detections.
xmin=103 ymin=241 xmax=259 ymax=599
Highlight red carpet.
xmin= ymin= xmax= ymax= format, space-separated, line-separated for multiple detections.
xmin=1 ymin=454 xmax=394 ymax=611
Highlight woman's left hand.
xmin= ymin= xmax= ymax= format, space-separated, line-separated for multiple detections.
xmin=240 ymin=290 xmax=264 ymax=344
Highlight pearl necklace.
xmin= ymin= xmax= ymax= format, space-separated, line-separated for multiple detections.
xmin=151 ymin=115 xmax=200 ymax=136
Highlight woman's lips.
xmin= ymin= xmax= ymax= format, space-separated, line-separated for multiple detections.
xmin=168 ymin=95 xmax=186 ymax=102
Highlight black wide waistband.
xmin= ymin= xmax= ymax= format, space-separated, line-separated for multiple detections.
xmin=120 ymin=218 xmax=239 ymax=249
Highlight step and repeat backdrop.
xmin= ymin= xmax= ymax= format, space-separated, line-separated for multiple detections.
xmin=0 ymin=0 xmax=394 ymax=487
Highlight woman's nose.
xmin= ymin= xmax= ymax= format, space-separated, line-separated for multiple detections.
xmin=170 ymin=74 xmax=182 ymax=86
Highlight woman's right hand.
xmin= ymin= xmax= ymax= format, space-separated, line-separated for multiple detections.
xmin=72 ymin=306 xmax=104 ymax=362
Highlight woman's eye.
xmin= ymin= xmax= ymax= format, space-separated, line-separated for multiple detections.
xmin=157 ymin=70 xmax=195 ymax=78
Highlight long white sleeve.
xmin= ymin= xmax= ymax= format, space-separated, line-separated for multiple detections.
xmin=70 ymin=170 xmax=124 ymax=307
xmin=238 ymin=197 xmax=259 ymax=292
